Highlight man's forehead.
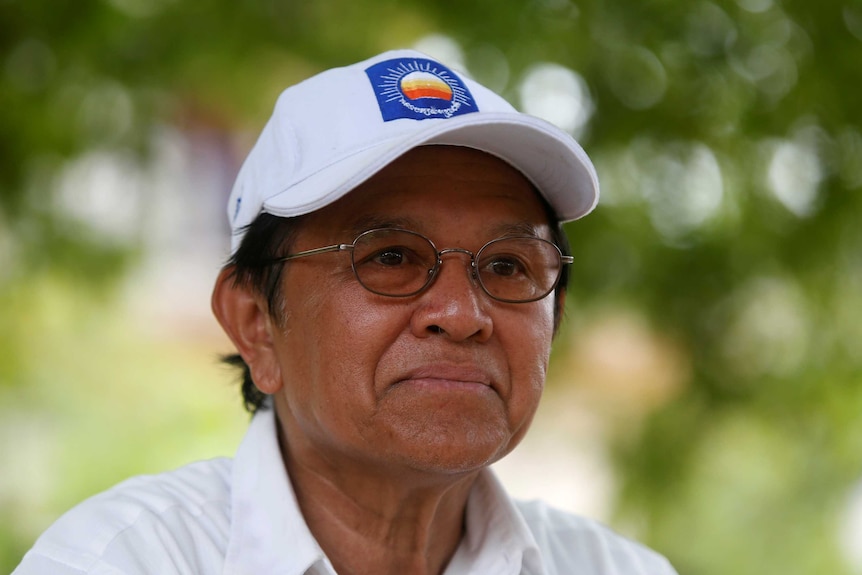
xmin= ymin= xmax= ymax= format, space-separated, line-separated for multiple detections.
xmin=369 ymin=145 xmax=533 ymax=183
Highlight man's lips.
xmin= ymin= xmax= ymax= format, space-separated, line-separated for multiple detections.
xmin=395 ymin=365 xmax=496 ymax=392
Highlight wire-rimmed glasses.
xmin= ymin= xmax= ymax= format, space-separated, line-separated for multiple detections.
xmin=267 ymin=228 xmax=573 ymax=303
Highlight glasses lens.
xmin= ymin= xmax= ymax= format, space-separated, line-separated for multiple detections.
xmin=476 ymin=238 xmax=563 ymax=302
xmin=351 ymin=229 xmax=437 ymax=296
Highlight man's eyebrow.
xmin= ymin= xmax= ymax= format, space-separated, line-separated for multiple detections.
xmin=489 ymin=221 xmax=546 ymax=238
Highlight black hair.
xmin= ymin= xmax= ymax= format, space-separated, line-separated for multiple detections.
xmin=222 ymin=204 xmax=572 ymax=415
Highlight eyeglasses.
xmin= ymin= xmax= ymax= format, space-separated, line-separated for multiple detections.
xmin=266 ymin=228 xmax=572 ymax=303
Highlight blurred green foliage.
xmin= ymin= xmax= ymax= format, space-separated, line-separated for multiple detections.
xmin=2 ymin=0 xmax=862 ymax=573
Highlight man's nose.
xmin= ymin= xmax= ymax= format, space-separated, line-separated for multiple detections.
xmin=409 ymin=251 xmax=493 ymax=342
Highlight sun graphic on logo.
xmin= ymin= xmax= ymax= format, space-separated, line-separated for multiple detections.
xmin=399 ymin=71 xmax=454 ymax=101
xmin=376 ymin=59 xmax=472 ymax=115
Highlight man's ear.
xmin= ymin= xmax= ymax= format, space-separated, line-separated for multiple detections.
xmin=211 ymin=267 xmax=284 ymax=394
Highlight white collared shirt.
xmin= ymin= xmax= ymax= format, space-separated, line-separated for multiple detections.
xmin=14 ymin=408 xmax=677 ymax=575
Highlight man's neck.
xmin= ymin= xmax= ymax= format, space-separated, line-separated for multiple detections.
xmin=277 ymin=420 xmax=480 ymax=575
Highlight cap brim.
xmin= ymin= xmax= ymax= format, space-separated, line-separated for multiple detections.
xmin=260 ymin=112 xmax=599 ymax=224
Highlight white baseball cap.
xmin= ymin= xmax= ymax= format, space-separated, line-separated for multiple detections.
xmin=228 ymin=49 xmax=599 ymax=253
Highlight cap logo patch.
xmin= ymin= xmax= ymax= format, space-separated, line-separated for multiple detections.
xmin=365 ymin=57 xmax=477 ymax=122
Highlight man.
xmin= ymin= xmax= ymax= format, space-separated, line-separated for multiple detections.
xmin=15 ymin=50 xmax=678 ymax=574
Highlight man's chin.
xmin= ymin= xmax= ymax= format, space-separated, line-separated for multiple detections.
xmin=372 ymin=420 xmax=520 ymax=477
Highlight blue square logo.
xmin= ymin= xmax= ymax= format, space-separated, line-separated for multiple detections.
xmin=365 ymin=57 xmax=478 ymax=122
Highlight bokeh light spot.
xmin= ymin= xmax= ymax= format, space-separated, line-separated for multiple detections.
xmin=519 ymin=62 xmax=594 ymax=137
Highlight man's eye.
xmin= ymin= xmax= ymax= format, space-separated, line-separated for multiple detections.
xmin=372 ymin=248 xmax=407 ymax=266
xmin=487 ymin=257 xmax=524 ymax=277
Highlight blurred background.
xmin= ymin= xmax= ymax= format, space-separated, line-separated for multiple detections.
xmin=2 ymin=0 xmax=861 ymax=572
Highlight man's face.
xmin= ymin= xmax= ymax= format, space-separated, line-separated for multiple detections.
xmin=269 ymin=146 xmax=559 ymax=478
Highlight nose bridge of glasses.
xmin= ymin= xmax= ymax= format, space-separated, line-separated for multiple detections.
xmin=436 ymin=247 xmax=475 ymax=260
xmin=435 ymin=247 xmax=478 ymax=278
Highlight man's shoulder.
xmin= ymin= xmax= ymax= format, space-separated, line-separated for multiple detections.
xmin=48 ymin=456 xmax=235 ymax=536
xmin=15 ymin=457 xmax=234 ymax=575
xmin=514 ymin=499 xmax=678 ymax=575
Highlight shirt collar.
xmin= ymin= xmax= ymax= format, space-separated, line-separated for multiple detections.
xmin=223 ymin=407 xmax=543 ymax=575
xmin=445 ymin=469 xmax=544 ymax=575
xmin=223 ymin=407 xmax=329 ymax=575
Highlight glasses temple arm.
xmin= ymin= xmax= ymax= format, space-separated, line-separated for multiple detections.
xmin=275 ymin=244 xmax=352 ymax=263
